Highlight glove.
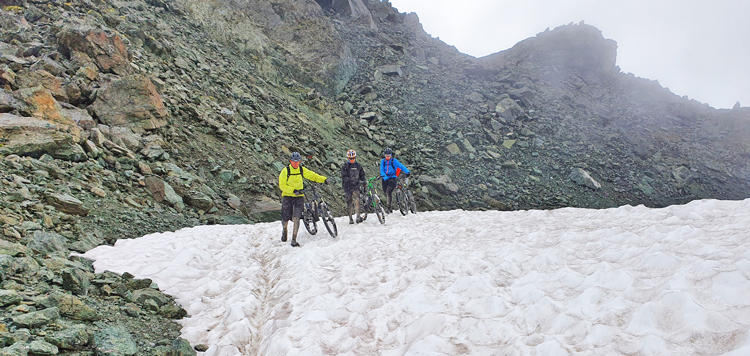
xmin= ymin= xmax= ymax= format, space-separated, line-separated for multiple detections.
xmin=324 ymin=179 xmax=330 ymax=185
xmin=293 ymin=190 xmax=302 ymax=195
xmin=403 ymin=173 xmax=410 ymax=178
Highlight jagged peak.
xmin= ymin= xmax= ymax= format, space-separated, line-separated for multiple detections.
xmin=480 ymin=22 xmax=618 ymax=75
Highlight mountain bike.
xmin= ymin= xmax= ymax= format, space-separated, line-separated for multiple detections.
xmin=359 ymin=176 xmax=386 ymax=224
xmin=300 ymin=184 xmax=337 ymax=238
xmin=393 ymin=175 xmax=417 ymax=216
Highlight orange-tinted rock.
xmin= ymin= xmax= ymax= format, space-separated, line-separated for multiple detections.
xmin=57 ymin=25 xmax=130 ymax=75
xmin=15 ymin=69 xmax=68 ymax=101
xmin=12 ymin=86 xmax=75 ymax=125
xmin=91 ymin=75 xmax=169 ymax=130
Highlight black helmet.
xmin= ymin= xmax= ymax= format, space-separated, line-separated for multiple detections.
xmin=290 ymin=152 xmax=302 ymax=161
xmin=383 ymin=147 xmax=393 ymax=155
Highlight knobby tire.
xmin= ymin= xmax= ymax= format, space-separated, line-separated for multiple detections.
xmin=320 ymin=203 xmax=338 ymax=238
xmin=303 ymin=203 xmax=317 ymax=235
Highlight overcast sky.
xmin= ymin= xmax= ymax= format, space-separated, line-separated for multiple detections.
xmin=387 ymin=0 xmax=749 ymax=109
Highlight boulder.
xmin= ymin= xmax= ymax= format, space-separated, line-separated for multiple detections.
xmin=48 ymin=293 xmax=98 ymax=321
xmin=672 ymin=166 xmax=691 ymax=186
xmin=62 ymin=268 xmax=92 ymax=295
xmin=91 ymin=75 xmax=169 ymax=130
xmin=45 ymin=193 xmax=89 ymax=216
xmin=239 ymin=196 xmax=282 ymax=222
xmin=375 ymin=65 xmax=403 ymax=78
xmin=27 ymin=340 xmax=58 ymax=355
xmin=495 ymin=97 xmax=525 ymax=122
xmin=144 ymin=177 xmax=166 ymax=202
xmin=14 ymin=69 xmax=67 ymax=101
xmin=12 ymin=86 xmax=76 ymax=125
xmin=11 ymin=307 xmax=60 ymax=328
xmin=27 ymin=231 xmax=69 ymax=256
xmin=183 ymin=191 xmax=215 ymax=211
xmin=45 ymin=324 xmax=91 ymax=350
xmin=0 ymin=290 xmax=21 ymax=307
xmin=569 ymin=168 xmax=602 ymax=190
xmin=93 ymin=326 xmax=137 ymax=356
xmin=445 ymin=143 xmax=461 ymax=155
xmin=57 ymin=25 xmax=130 ymax=75
xmin=457 ymin=138 xmax=476 ymax=153
xmin=0 ymin=113 xmax=86 ymax=161
xmin=420 ymin=175 xmax=459 ymax=195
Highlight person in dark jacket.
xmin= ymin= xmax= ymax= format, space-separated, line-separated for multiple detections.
xmin=380 ymin=147 xmax=410 ymax=213
xmin=341 ymin=149 xmax=366 ymax=224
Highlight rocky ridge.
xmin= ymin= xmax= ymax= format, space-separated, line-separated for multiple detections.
xmin=1 ymin=0 xmax=749 ymax=354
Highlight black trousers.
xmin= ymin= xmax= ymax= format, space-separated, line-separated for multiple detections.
xmin=381 ymin=178 xmax=398 ymax=209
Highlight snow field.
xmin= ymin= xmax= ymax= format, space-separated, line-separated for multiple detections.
xmin=84 ymin=199 xmax=750 ymax=355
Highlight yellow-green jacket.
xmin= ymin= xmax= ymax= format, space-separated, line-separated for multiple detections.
xmin=279 ymin=165 xmax=327 ymax=197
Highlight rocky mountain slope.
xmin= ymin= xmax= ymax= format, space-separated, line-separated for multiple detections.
xmin=1 ymin=0 xmax=749 ymax=354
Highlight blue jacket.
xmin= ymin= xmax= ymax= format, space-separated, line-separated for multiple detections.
xmin=380 ymin=157 xmax=410 ymax=181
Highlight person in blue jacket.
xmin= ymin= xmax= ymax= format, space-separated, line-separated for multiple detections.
xmin=380 ymin=147 xmax=410 ymax=213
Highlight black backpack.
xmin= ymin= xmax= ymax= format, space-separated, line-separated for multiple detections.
xmin=286 ymin=165 xmax=304 ymax=180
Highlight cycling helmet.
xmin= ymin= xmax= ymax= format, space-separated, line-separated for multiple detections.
xmin=347 ymin=149 xmax=356 ymax=158
xmin=383 ymin=147 xmax=393 ymax=156
xmin=290 ymin=152 xmax=302 ymax=161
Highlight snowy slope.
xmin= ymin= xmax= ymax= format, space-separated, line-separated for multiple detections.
xmin=84 ymin=199 xmax=750 ymax=356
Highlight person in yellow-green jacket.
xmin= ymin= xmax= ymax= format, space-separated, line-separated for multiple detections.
xmin=278 ymin=152 xmax=329 ymax=247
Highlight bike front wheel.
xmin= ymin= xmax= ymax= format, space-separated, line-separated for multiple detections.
xmin=395 ymin=189 xmax=408 ymax=216
xmin=320 ymin=203 xmax=338 ymax=238
xmin=360 ymin=194 xmax=369 ymax=221
xmin=373 ymin=194 xmax=386 ymax=224
xmin=302 ymin=204 xmax=317 ymax=235
xmin=407 ymin=190 xmax=417 ymax=214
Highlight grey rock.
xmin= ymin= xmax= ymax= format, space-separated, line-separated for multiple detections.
xmin=11 ymin=307 xmax=60 ymax=329
xmin=570 ymin=168 xmax=602 ymax=190
xmin=672 ymin=166 xmax=691 ymax=186
xmin=457 ymin=138 xmax=476 ymax=153
xmin=163 ymin=182 xmax=185 ymax=212
xmin=169 ymin=338 xmax=196 ymax=356
xmin=445 ymin=143 xmax=461 ymax=155
xmin=0 ymin=290 xmax=21 ymax=307
xmin=62 ymin=268 xmax=91 ymax=295
xmin=27 ymin=231 xmax=69 ymax=256
xmin=46 ymin=293 xmax=98 ymax=321
xmin=501 ymin=160 xmax=519 ymax=169
xmin=93 ymin=326 xmax=137 ymax=356
xmin=140 ymin=145 xmax=167 ymax=161
xmin=495 ymin=97 xmax=524 ymax=122
xmin=420 ymin=175 xmax=459 ymax=195
xmin=184 ymin=191 xmax=215 ymax=211
xmin=45 ymin=325 xmax=91 ymax=350
xmin=132 ymin=289 xmax=170 ymax=308
xmin=45 ymin=193 xmax=89 ymax=216
xmin=27 ymin=340 xmax=58 ymax=355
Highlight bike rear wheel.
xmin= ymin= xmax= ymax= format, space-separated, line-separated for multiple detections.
xmin=407 ymin=190 xmax=417 ymax=214
xmin=373 ymin=194 xmax=386 ymax=224
xmin=320 ymin=203 xmax=338 ymax=238
xmin=395 ymin=189 xmax=408 ymax=216
xmin=302 ymin=203 xmax=317 ymax=235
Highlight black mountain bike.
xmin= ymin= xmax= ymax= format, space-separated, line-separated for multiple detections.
xmin=360 ymin=176 xmax=386 ymax=224
xmin=300 ymin=184 xmax=338 ymax=238
xmin=394 ymin=175 xmax=417 ymax=216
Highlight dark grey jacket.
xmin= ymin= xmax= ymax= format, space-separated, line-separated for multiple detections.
xmin=341 ymin=160 xmax=366 ymax=193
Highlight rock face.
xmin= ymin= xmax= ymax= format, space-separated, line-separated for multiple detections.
xmin=91 ymin=75 xmax=168 ymax=130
